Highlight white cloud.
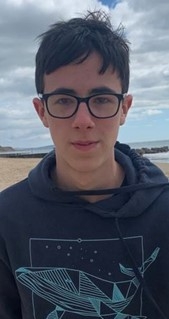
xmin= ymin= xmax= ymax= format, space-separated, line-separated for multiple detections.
xmin=142 ymin=109 xmax=162 ymax=116
xmin=127 ymin=107 xmax=163 ymax=120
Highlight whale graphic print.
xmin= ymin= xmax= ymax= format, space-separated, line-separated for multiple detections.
xmin=15 ymin=237 xmax=160 ymax=319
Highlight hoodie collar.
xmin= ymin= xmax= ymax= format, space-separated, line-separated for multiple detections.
xmin=28 ymin=142 xmax=168 ymax=208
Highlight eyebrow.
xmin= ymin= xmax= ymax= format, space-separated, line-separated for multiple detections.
xmin=88 ymin=87 xmax=118 ymax=95
xmin=48 ymin=86 xmax=119 ymax=95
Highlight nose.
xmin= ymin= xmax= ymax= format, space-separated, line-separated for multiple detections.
xmin=71 ymin=102 xmax=95 ymax=129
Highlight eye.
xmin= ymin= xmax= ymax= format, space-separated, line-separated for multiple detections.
xmin=50 ymin=95 xmax=75 ymax=106
xmin=92 ymin=95 xmax=112 ymax=104
xmin=55 ymin=97 xmax=74 ymax=105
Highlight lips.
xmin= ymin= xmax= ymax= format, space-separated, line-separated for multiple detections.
xmin=72 ymin=141 xmax=98 ymax=146
xmin=71 ymin=141 xmax=99 ymax=151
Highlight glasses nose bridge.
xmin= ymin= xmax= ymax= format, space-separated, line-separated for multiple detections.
xmin=75 ymin=96 xmax=92 ymax=116
xmin=76 ymin=96 xmax=90 ymax=109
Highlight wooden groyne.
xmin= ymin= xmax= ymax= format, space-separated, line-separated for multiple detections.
xmin=0 ymin=152 xmax=47 ymax=158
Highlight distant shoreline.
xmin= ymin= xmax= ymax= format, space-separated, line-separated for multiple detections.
xmin=0 ymin=145 xmax=169 ymax=158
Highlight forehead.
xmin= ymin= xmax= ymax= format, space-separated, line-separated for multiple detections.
xmin=43 ymin=52 xmax=122 ymax=94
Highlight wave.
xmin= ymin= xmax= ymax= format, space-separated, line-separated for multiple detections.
xmin=143 ymin=152 xmax=169 ymax=163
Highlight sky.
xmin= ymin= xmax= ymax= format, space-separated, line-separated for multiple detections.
xmin=0 ymin=0 xmax=169 ymax=148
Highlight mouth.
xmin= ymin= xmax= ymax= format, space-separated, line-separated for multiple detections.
xmin=71 ymin=141 xmax=99 ymax=151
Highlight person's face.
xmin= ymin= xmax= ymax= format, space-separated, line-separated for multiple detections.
xmin=33 ymin=52 xmax=132 ymax=173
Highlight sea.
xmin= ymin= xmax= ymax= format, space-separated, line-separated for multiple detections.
xmin=0 ymin=140 xmax=169 ymax=163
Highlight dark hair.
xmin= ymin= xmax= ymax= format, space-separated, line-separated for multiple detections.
xmin=35 ymin=11 xmax=130 ymax=94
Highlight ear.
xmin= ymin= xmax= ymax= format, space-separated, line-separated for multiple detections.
xmin=120 ymin=94 xmax=133 ymax=125
xmin=32 ymin=97 xmax=49 ymax=128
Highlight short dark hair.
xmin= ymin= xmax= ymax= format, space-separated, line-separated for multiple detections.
xmin=35 ymin=11 xmax=130 ymax=94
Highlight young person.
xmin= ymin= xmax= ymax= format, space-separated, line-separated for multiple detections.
xmin=0 ymin=11 xmax=169 ymax=319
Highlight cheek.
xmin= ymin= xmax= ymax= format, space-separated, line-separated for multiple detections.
xmin=48 ymin=120 xmax=68 ymax=143
xmin=101 ymin=118 xmax=120 ymax=133
xmin=101 ymin=118 xmax=121 ymax=144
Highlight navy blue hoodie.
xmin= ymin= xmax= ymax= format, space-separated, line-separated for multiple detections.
xmin=0 ymin=142 xmax=169 ymax=319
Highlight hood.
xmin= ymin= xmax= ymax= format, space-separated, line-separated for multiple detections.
xmin=28 ymin=142 xmax=169 ymax=218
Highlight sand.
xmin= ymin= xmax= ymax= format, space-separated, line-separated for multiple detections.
xmin=0 ymin=158 xmax=41 ymax=190
xmin=0 ymin=157 xmax=169 ymax=191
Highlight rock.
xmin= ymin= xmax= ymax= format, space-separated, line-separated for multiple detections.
xmin=134 ymin=146 xmax=169 ymax=155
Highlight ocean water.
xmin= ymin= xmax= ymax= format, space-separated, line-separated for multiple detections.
xmin=128 ymin=139 xmax=169 ymax=149
xmin=1 ymin=140 xmax=169 ymax=163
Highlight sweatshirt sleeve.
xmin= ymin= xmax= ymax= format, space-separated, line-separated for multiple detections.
xmin=0 ymin=235 xmax=22 ymax=319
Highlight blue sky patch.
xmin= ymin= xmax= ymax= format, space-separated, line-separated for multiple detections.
xmin=100 ymin=0 xmax=119 ymax=8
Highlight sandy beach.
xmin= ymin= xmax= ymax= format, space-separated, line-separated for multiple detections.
xmin=0 ymin=157 xmax=169 ymax=191
xmin=0 ymin=158 xmax=41 ymax=191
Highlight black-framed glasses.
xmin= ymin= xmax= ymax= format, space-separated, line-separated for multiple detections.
xmin=39 ymin=92 xmax=125 ymax=119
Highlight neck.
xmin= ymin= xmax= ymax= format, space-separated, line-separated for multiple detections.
xmin=51 ymin=155 xmax=125 ymax=203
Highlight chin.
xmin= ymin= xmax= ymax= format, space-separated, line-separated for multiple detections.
xmin=71 ymin=161 xmax=101 ymax=173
